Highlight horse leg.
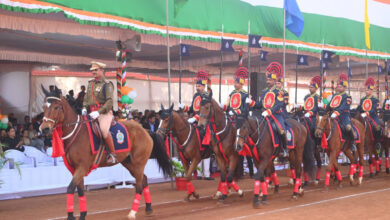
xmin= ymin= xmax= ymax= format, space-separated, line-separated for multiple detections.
xmin=253 ymin=159 xmax=269 ymax=208
xmin=288 ymin=162 xmax=296 ymax=186
xmin=344 ymin=149 xmax=357 ymax=186
xmin=333 ymin=162 xmax=343 ymax=190
xmin=290 ymin=150 xmax=303 ymax=200
xmin=214 ymin=153 xmax=228 ymax=203
xmin=66 ymin=167 xmax=88 ymax=220
xmin=226 ymin=155 xmax=243 ymax=197
xmin=270 ymin=163 xmax=280 ymax=194
xmin=323 ymin=151 xmax=337 ymax=192
xmin=314 ymin=148 xmax=322 ymax=185
xmin=385 ymin=139 xmax=390 ymax=174
xmin=141 ymin=175 xmax=153 ymax=215
xmin=185 ymin=158 xmax=201 ymax=201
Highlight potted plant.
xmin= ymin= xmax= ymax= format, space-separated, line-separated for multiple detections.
xmin=171 ymin=160 xmax=201 ymax=191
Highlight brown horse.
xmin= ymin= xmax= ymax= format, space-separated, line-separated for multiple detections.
xmin=355 ymin=113 xmax=381 ymax=177
xmin=315 ymin=113 xmax=365 ymax=190
xmin=235 ymin=114 xmax=315 ymax=207
xmin=157 ymin=104 xmax=212 ymax=200
xmin=380 ymin=111 xmax=390 ymax=174
xmin=197 ymin=93 xmax=244 ymax=202
xmin=40 ymin=86 xmax=172 ymax=220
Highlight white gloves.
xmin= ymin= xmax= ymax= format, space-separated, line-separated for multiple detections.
xmin=249 ymin=111 xmax=253 ymax=116
xmin=81 ymin=108 xmax=87 ymax=116
xmin=304 ymin=112 xmax=310 ymax=118
xmin=386 ymin=100 xmax=390 ymax=105
xmin=245 ymin=97 xmax=252 ymax=104
xmin=89 ymin=111 xmax=100 ymax=119
xmin=229 ymin=110 xmax=234 ymax=116
xmin=218 ymin=102 xmax=223 ymax=109
xmin=361 ymin=113 xmax=367 ymax=118
xmin=318 ymin=102 xmax=324 ymax=108
xmin=294 ymin=103 xmax=300 ymax=108
xmin=330 ymin=113 xmax=337 ymax=119
xmin=187 ymin=117 xmax=196 ymax=124
xmin=178 ymin=102 xmax=185 ymax=109
xmin=262 ymin=111 xmax=269 ymax=117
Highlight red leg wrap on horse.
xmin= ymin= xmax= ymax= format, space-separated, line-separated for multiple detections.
xmin=229 ymin=181 xmax=239 ymax=191
xmin=359 ymin=166 xmax=364 ymax=178
xmin=261 ymin=181 xmax=268 ymax=196
xmin=386 ymin=158 xmax=389 ymax=169
xmin=304 ymin=172 xmax=309 ymax=182
xmin=369 ymin=163 xmax=374 ymax=173
xmin=254 ymin=180 xmax=260 ymax=195
xmin=186 ymin=181 xmax=194 ymax=195
xmin=331 ymin=166 xmax=335 ymax=173
xmin=221 ymin=182 xmax=228 ymax=195
xmin=335 ymin=170 xmax=342 ymax=181
xmin=316 ymin=168 xmax=321 ymax=180
xmin=143 ymin=186 xmax=152 ymax=204
xmin=349 ymin=164 xmax=356 ymax=176
xmin=79 ymin=196 xmax=87 ymax=212
xmin=271 ymin=172 xmax=279 ymax=185
xmin=217 ymin=181 xmax=222 ymax=192
xmin=290 ymin=169 xmax=296 ymax=179
xmin=376 ymin=159 xmax=380 ymax=172
xmin=294 ymin=178 xmax=301 ymax=193
xmin=131 ymin=193 xmax=142 ymax=212
xmin=67 ymin=194 xmax=74 ymax=213
xmin=265 ymin=177 xmax=271 ymax=183
xmin=325 ymin=172 xmax=331 ymax=186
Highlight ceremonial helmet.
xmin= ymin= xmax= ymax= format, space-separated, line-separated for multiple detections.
xmin=365 ymin=77 xmax=375 ymax=90
xmin=195 ymin=70 xmax=209 ymax=85
xmin=266 ymin=62 xmax=283 ymax=82
xmin=337 ymin=73 xmax=348 ymax=87
xmin=234 ymin=66 xmax=248 ymax=84
xmin=310 ymin=76 xmax=321 ymax=89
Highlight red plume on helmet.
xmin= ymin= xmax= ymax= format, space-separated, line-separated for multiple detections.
xmin=195 ymin=70 xmax=209 ymax=85
xmin=310 ymin=76 xmax=321 ymax=89
xmin=266 ymin=62 xmax=283 ymax=80
xmin=337 ymin=73 xmax=348 ymax=87
xmin=365 ymin=77 xmax=375 ymax=90
xmin=234 ymin=66 xmax=248 ymax=84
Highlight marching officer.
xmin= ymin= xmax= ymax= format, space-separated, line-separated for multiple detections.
xmin=357 ymin=77 xmax=381 ymax=133
xmin=255 ymin=62 xmax=288 ymax=157
xmin=222 ymin=67 xmax=255 ymax=118
xmin=326 ymin=73 xmax=356 ymax=151
xmin=82 ymin=61 xmax=117 ymax=163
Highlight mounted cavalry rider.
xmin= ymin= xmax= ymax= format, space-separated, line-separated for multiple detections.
xmin=357 ymin=77 xmax=381 ymax=136
xmin=255 ymin=62 xmax=288 ymax=157
xmin=326 ymin=73 xmax=357 ymax=152
xmin=81 ymin=61 xmax=117 ymax=164
xmin=298 ymin=76 xmax=321 ymax=140
xmin=221 ymin=67 xmax=255 ymax=119
xmin=275 ymin=72 xmax=289 ymax=118
xmin=178 ymin=70 xmax=210 ymax=124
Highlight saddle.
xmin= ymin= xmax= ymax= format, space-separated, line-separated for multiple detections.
xmin=90 ymin=118 xmax=116 ymax=140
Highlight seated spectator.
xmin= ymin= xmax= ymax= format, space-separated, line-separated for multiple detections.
xmin=0 ymin=129 xmax=6 ymax=143
xmin=27 ymin=124 xmax=45 ymax=152
xmin=33 ymin=113 xmax=43 ymax=132
xmin=66 ymin=90 xmax=76 ymax=109
xmin=143 ymin=113 xmax=159 ymax=132
xmin=23 ymin=115 xmax=31 ymax=130
xmin=3 ymin=127 xmax=24 ymax=152
xmin=8 ymin=113 xmax=17 ymax=128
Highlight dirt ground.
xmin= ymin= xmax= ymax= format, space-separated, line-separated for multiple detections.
xmin=1 ymin=166 xmax=390 ymax=220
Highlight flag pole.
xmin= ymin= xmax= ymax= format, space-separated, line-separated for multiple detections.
xmin=347 ymin=58 xmax=350 ymax=95
xmin=378 ymin=58 xmax=380 ymax=99
xmin=386 ymin=59 xmax=389 ymax=99
xmin=179 ymin=36 xmax=182 ymax=103
xmin=248 ymin=20 xmax=251 ymax=93
xmin=283 ymin=8 xmax=286 ymax=86
xmin=366 ymin=49 xmax=368 ymax=78
xmin=295 ymin=47 xmax=298 ymax=104
xmin=320 ymin=39 xmax=324 ymax=101
xmin=219 ymin=24 xmax=224 ymax=103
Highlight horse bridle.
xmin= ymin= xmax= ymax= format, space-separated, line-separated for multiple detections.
xmin=158 ymin=112 xmax=193 ymax=146
xmin=237 ymin=116 xmax=264 ymax=146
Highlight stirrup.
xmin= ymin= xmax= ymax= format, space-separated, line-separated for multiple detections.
xmin=107 ymin=153 xmax=118 ymax=164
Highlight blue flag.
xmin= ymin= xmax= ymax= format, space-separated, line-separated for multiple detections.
xmin=248 ymin=34 xmax=262 ymax=48
xmin=378 ymin=65 xmax=383 ymax=75
xmin=348 ymin=67 xmax=352 ymax=77
xmin=322 ymin=50 xmax=334 ymax=63
xmin=260 ymin=51 xmax=268 ymax=61
xmin=221 ymin=38 xmax=235 ymax=52
xmin=297 ymin=55 xmax=308 ymax=66
xmin=180 ymin=44 xmax=190 ymax=56
xmin=321 ymin=60 xmax=329 ymax=70
xmin=284 ymin=0 xmax=304 ymax=37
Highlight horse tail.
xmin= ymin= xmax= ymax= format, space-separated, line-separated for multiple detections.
xmin=303 ymin=133 xmax=316 ymax=179
xmin=149 ymin=131 xmax=173 ymax=177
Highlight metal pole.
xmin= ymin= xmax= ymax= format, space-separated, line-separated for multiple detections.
xmin=348 ymin=58 xmax=351 ymax=95
xmin=386 ymin=59 xmax=389 ymax=99
xmin=366 ymin=49 xmax=368 ymax=78
xmin=378 ymin=58 xmax=380 ymax=99
xmin=165 ymin=0 xmax=173 ymax=190
xmin=248 ymin=20 xmax=251 ymax=93
xmin=179 ymin=36 xmax=182 ymax=103
xmin=319 ymin=39 xmax=324 ymax=100
xmin=219 ymin=24 xmax=224 ymax=103
xmin=295 ymin=47 xmax=298 ymax=104
xmin=283 ymin=9 xmax=286 ymax=86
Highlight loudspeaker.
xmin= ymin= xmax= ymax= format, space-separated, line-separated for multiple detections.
xmin=250 ymin=72 xmax=267 ymax=101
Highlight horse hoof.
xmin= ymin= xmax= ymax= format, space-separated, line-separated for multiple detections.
xmin=253 ymin=200 xmax=261 ymax=209
xmin=213 ymin=191 xmax=222 ymax=199
xmin=79 ymin=212 xmax=87 ymax=220
xmin=303 ymin=181 xmax=309 ymax=187
xmin=298 ymin=188 xmax=304 ymax=197
xmin=218 ymin=195 xmax=227 ymax=204
xmin=145 ymin=209 xmax=153 ymax=215
xmin=369 ymin=173 xmax=374 ymax=178
xmin=288 ymin=178 xmax=294 ymax=186
xmin=145 ymin=203 xmax=153 ymax=215
xmin=291 ymin=195 xmax=298 ymax=201
xmin=337 ymin=184 xmax=343 ymax=190
xmin=274 ymin=185 xmax=279 ymax=194
xmin=386 ymin=168 xmax=390 ymax=174
xmin=261 ymin=200 xmax=267 ymax=205
xmin=321 ymin=187 xmax=329 ymax=193
xmin=314 ymin=180 xmax=319 ymax=186
xmin=192 ymin=192 xmax=200 ymax=199
xmin=127 ymin=210 xmax=137 ymax=219
xmin=358 ymin=177 xmax=363 ymax=185
xmin=376 ymin=171 xmax=380 ymax=176
xmin=238 ymin=189 xmax=244 ymax=197
xmin=67 ymin=213 xmax=75 ymax=220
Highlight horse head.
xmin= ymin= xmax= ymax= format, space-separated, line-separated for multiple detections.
xmin=234 ymin=115 xmax=251 ymax=151
xmin=40 ymin=85 xmax=64 ymax=136
xmin=157 ymin=103 xmax=174 ymax=136
xmin=197 ymin=91 xmax=214 ymax=130
xmin=315 ymin=111 xmax=329 ymax=138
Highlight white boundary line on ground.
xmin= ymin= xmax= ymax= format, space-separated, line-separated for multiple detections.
xmin=226 ymin=187 xmax=390 ymax=220
xmin=45 ymin=173 xmax=383 ymax=220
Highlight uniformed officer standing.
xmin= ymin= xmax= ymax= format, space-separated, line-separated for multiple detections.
xmin=82 ymin=61 xmax=117 ymax=163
